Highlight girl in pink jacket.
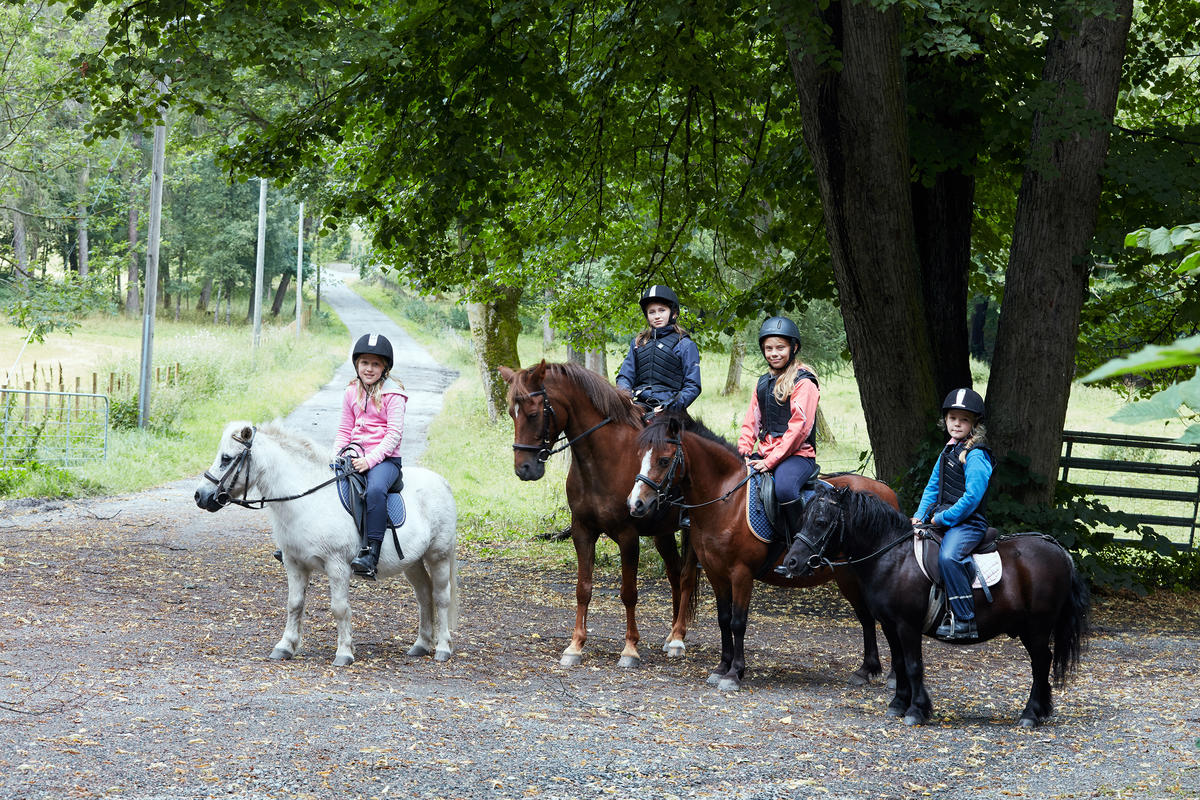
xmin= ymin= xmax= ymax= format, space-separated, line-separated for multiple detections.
xmin=335 ymin=333 xmax=407 ymax=578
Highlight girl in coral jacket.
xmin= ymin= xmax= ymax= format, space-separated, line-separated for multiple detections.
xmin=737 ymin=316 xmax=819 ymax=523
xmin=334 ymin=333 xmax=407 ymax=579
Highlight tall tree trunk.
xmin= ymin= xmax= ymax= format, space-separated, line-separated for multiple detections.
xmin=11 ymin=208 xmax=31 ymax=287
xmin=76 ymin=160 xmax=89 ymax=277
xmin=160 ymin=257 xmax=171 ymax=311
xmin=723 ymin=334 xmax=746 ymax=396
xmin=467 ymin=282 xmax=523 ymax=423
xmin=198 ymin=277 xmax=213 ymax=312
xmin=585 ymin=348 xmax=607 ymax=377
xmin=125 ymin=132 xmax=144 ymax=316
xmin=987 ymin=0 xmax=1133 ymax=504
xmin=271 ymin=272 xmax=291 ymax=316
xmin=785 ymin=0 xmax=937 ymax=482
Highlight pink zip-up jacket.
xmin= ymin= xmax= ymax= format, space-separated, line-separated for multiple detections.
xmin=736 ymin=368 xmax=819 ymax=470
xmin=332 ymin=377 xmax=407 ymax=468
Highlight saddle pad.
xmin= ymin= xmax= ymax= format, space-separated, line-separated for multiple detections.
xmin=915 ymin=536 xmax=1002 ymax=588
xmin=334 ymin=469 xmax=407 ymax=530
xmin=745 ymin=470 xmax=774 ymax=544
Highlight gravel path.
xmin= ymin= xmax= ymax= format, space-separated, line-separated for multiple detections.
xmin=0 ymin=277 xmax=1197 ymax=799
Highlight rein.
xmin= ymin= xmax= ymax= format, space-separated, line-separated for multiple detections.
xmin=795 ymin=496 xmax=914 ymax=572
xmin=635 ymin=436 xmax=752 ymax=509
xmin=512 ymin=389 xmax=612 ymax=462
xmin=200 ymin=428 xmax=343 ymax=509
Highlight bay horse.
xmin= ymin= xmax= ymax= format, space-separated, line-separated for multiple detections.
xmin=626 ymin=413 xmax=900 ymax=692
xmin=194 ymin=421 xmax=459 ymax=666
xmin=499 ymin=361 xmax=697 ymax=668
xmin=778 ymin=487 xmax=1088 ymax=727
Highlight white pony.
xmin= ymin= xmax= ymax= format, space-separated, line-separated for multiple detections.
xmin=194 ymin=420 xmax=458 ymax=666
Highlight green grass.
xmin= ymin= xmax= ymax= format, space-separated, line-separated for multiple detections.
xmin=0 ymin=310 xmax=346 ymax=496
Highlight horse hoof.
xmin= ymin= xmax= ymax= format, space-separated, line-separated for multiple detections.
xmin=717 ymin=677 xmax=741 ymax=692
xmin=407 ymin=644 xmax=432 ymax=657
xmin=332 ymin=654 xmax=354 ymax=667
xmin=1018 ymin=716 xmax=1038 ymax=729
xmin=560 ymin=653 xmax=582 ymax=668
xmin=663 ymin=640 xmax=686 ymax=657
xmin=903 ymin=714 xmax=924 ymax=726
xmin=269 ymin=648 xmax=293 ymax=661
xmin=847 ymin=671 xmax=870 ymax=687
xmin=887 ymin=670 xmax=897 ymax=690
xmin=617 ymin=655 xmax=642 ymax=669
xmin=885 ymin=704 xmax=905 ymax=719
xmin=706 ymin=673 xmax=722 ymax=686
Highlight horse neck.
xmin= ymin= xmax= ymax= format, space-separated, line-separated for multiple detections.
xmin=681 ymin=433 xmax=744 ymax=499
xmin=248 ymin=433 xmax=329 ymax=499
xmin=546 ymin=379 xmax=630 ymax=464
xmin=841 ymin=497 xmax=911 ymax=561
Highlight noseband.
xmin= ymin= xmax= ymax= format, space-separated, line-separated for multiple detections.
xmin=792 ymin=494 xmax=844 ymax=572
xmin=202 ymin=427 xmax=256 ymax=507
xmin=512 ymin=388 xmax=612 ymax=462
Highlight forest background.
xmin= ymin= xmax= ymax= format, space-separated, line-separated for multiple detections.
xmin=1 ymin=1 xmax=1199 ymax=588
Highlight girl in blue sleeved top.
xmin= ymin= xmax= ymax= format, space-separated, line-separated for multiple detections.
xmin=615 ymin=285 xmax=701 ymax=416
xmin=911 ymin=388 xmax=993 ymax=641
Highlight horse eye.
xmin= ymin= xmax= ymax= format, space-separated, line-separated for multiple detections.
xmin=220 ymin=454 xmax=231 ymax=466
xmin=657 ymin=457 xmax=670 ymax=468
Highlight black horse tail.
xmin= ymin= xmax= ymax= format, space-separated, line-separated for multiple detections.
xmin=1051 ymin=563 xmax=1090 ymax=686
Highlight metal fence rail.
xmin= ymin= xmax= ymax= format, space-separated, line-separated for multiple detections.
xmin=0 ymin=387 xmax=109 ymax=466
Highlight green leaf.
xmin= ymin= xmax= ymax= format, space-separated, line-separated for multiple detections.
xmin=1083 ymin=333 xmax=1200 ymax=382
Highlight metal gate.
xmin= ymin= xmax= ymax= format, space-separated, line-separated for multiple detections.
xmin=0 ymin=387 xmax=109 ymax=466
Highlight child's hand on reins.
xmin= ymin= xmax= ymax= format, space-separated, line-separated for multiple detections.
xmin=351 ymin=457 xmax=369 ymax=472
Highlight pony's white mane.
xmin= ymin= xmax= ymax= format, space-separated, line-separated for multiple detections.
xmin=256 ymin=420 xmax=328 ymax=466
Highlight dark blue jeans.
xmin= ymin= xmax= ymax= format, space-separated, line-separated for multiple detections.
xmin=363 ymin=456 xmax=402 ymax=542
xmin=939 ymin=515 xmax=988 ymax=621
xmin=773 ymin=454 xmax=817 ymax=505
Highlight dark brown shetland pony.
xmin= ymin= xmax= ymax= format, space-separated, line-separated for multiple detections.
xmin=498 ymin=361 xmax=697 ymax=668
xmin=627 ymin=413 xmax=900 ymax=692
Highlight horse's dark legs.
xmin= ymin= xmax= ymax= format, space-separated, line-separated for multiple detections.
xmin=562 ymin=524 xmax=599 ymax=667
xmin=1018 ymin=627 xmax=1055 ymax=727
xmin=710 ymin=573 xmax=752 ymax=692
xmin=881 ymin=619 xmax=932 ymax=725
xmin=616 ymin=531 xmax=643 ymax=668
xmin=652 ymin=530 xmax=691 ymax=657
xmin=833 ymin=569 xmax=885 ymax=686
xmin=707 ymin=582 xmax=735 ymax=686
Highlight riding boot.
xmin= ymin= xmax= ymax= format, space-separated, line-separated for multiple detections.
xmin=272 ymin=549 xmax=283 ymax=563
xmin=351 ymin=538 xmax=383 ymax=580
xmin=948 ymin=617 xmax=978 ymax=641
xmin=935 ymin=612 xmax=955 ymax=639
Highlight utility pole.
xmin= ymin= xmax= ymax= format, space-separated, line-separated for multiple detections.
xmin=295 ymin=201 xmax=304 ymax=340
xmin=252 ymin=178 xmax=267 ymax=352
xmin=137 ymin=122 xmax=166 ymax=429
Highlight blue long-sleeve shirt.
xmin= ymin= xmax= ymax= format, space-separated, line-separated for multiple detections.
xmin=914 ymin=446 xmax=993 ymax=527
xmin=615 ymin=331 xmax=702 ymax=412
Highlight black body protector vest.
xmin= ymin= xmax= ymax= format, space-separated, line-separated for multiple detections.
xmin=756 ymin=369 xmax=818 ymax=450
xmin=632 ymin=331 xmax=686 ymax=394
xmin=935 ymin=440 xmax=991 ymax=521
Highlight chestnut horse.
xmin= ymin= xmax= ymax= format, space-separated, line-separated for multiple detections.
xmin=499 ymin=361 xmax=697 ymax=668
xmin=626 ymin=413 xmax=899 ymax=692
xmin=778 ymin=487 xmax=1088 ymax=727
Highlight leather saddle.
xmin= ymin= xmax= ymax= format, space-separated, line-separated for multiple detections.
xmin=915 ymin=525 xmax=1000 ymax=585
xmin=913 ymin=525 xmax=1004 ymax=636
xmin=757 ymin=466 xmax=825 ymax=537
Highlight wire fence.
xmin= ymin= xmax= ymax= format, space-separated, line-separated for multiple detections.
xmin=0 ymin=385 xmax=109 ymax=466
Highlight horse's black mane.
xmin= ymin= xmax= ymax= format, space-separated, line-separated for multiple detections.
xmin=636 ymin=411 xmax=739 ymax=457
xmin=837 ymin=486 xmax=911 ymax=539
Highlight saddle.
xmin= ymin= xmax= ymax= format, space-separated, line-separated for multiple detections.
xmin=756 ymin=466 xmax=825 ymax=537
xmin=913 ymin=525 xmax=1004 ymax=636
xmin=332 ymin=455 xmax=407 ymax=557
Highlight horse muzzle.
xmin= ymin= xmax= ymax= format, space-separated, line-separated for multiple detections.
xmin=194 ymin=484 xmax=228 ymax=513
xmin=514 ymin=459 xmax=546 ymax=481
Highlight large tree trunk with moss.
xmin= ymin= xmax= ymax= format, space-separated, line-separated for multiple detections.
xmin=987 ymin=1 xmax=1133 ymax=504
xmin=10 ymin=207 xmax=31 ymax=287
xmin=468 ymin=284 xmax=523 ymax=423
xmin=785 ymin=0 xmax=938 ymax=483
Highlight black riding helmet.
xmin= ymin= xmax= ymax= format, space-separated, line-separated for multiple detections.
xmin=352 ymin=333 xmax=394 ymax=372
xmin=942 ymin=388 xmax=985 ymax=420
xmin=758 ymin=316 xmax=801 ymax=362
xmin=639 ymin=285 xmax=680 ymax=322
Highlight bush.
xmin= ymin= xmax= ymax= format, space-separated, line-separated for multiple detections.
xmin=0 ymin=461 xmax=98 ymax=498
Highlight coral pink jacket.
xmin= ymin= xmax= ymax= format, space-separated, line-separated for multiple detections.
xmin=736 ymin=371 xmax=819 ymax=469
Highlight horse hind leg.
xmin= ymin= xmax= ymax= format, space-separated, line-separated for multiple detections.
xmin=423 ymin=552 xmax=456 ymax=662
xmin=271 ymin=563 xmax=312 ymax=661
xmin=402 ymin=561 xmax=438 ymax=658
xmin=1018 ymin=629 xmax=1054 ymax=728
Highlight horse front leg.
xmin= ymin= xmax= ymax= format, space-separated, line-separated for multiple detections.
xmin=716 ymin=571 xmax=753 ymax=692
xmin=893 ymin=620 xmax=931 ymax=725
xmin=652 ymin=529 xmax=691 ymax=657
xmin=833 ymin=568 xmax=886 ymax=686
xmin=707 ymin=578 xmax=735 ymax=687
xmin=327 ymin=559 xmax=355 ymax=667
xmin=616 ymin=531 xmax=642 ymax=668
xmin=270 ymin=560 xmax=311 ymax=660
xmin=561 ymin=524 xmax=599 ymax=667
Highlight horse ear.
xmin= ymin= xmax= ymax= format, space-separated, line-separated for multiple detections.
xmin=498 ymin=365 xmax=518 ymax=385
xmin=667 ymin=416 xmax=683 ymax=438
xmin=239 ymin=424 xmax=253 ymax=442
xmin=529 ymin=360 xmax=548 ymax=383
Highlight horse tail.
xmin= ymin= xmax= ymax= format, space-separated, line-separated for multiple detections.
xmin=680 ymin=527 xmax=699 ymax=624
xmin=1051 ymin=560 xmax=1090 ymax=686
